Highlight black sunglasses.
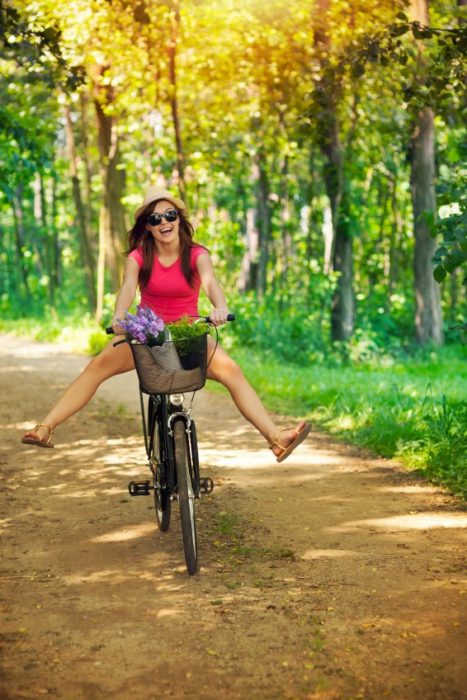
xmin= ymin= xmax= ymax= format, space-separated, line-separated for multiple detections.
xmin=146 ymin=209 xmax=178 ymax=227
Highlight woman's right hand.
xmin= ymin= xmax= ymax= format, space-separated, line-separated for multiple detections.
xmin=208 ymin=307 xmax=230 ymax=326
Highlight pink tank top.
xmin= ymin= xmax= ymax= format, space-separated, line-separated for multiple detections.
xmin=128 ymin=245 xmax=207 ymax=323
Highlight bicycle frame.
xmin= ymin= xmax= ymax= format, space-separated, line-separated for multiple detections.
xmin=139 ymin=389 xmax=200 ymax=498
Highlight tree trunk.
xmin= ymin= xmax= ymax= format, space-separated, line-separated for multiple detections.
xmin=64 ymin=104 xmax=97 ymax=310
xmin=96 ymin=206 xmax=108 ymax=323
xmin=50 ymin=171 xmax=61 ymax=294
xmin=168 ymin=1 xmax=187 ymax=201
xmin=93 ymin=64 xmax=127 ymax=319
xmin=331 ymin=191 xmax=354 ymax=340
xmin=279 ymin=154 xmax=292 ymax=304
xmin=31 ymin=172 xmax=48 ymax=279
xmin=304 ymin=148 xmax=321 ymax=289
xmin=38 ymin=172 xmax=56 ymax=304
xmin=108 ymin=149 xmax=127 ymax=271
xmin=409 ymin=0 xmax=443 ymax=344
xmin=239 ymin=206 xmax=259 ymax=293
xmin=79 ymin=93 xmax=95 ymax=243
xmin=38 ymin=172 xmax=47 ymax=231
xmin=322 ymin=205 xmax=333 ymax=275
xmin=94 ymin=98 xmax=119 ymax=290
xmin=410 ymin=106 xmax=443 ymax=344
xmin=313 ymin=0 xmax=354 ymax=340
xmin=255 ymin=151 xmax=271 ymax=298
xmin=389 ymin=175 xmax=401 ymax=296
xmin=11 ymin=186 xmax=30 ymax=297
xmin=322 ymin=118 xmax=355 ymax=340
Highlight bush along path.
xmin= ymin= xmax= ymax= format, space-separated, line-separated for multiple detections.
xmin=1 ymin=334 xmax=466 ymax=700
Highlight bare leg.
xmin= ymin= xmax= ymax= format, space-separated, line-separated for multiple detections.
xmin=22 ymin=339 xmax=134 ymax=444
xmin=206 ymin=338 xmax=309 ymax=460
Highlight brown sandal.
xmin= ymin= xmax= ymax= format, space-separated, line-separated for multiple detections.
xmin=268 ymin=421 xmax=311 ymax=463
xmin=21 ymin=423 xmax=55 ymax=449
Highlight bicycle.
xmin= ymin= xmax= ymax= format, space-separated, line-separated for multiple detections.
xmin=107 ymin=314 xmax=234 ymax=575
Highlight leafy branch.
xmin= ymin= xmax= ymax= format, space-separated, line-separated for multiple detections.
xmin=343 ymin=13 xmax=466 ymax=111
xmin=0 ymin=1 xmax=85 ymax=91
xmin=432 ymin=168 xmax=467 ymax=284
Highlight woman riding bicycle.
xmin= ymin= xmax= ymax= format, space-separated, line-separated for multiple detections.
xmin=22 ymin=186 xmax=310 ymax=461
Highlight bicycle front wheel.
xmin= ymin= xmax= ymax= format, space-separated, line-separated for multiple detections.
xmin=150 ymin=399 xmax=171 ymax=532
xmin=174 ymin=420 xmax=198 ymax=575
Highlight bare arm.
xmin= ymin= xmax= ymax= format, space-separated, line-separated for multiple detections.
xmin=196 ymin=252 xmax=230 ymax=325
xmin=111 ymin=257 xmax=140 ymax=332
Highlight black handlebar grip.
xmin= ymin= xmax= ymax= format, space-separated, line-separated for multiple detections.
xmin=106 ymin=326 xmax=114 ymax=334
xmin=205 ymin=313 xmax=236 ymax=323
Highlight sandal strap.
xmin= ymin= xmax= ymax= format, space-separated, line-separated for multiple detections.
xmin=267 ymin=436 xmax=288 ymax=452
xmin=267 ymin=424 xmax=303 ymax=452
xmin=278 ymin=426 xmax=298 ymax=435
xmin=32 ymin=424 xmax=54 ymax=443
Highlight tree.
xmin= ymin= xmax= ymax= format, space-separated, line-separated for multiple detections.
xmin=408 ymin=0 xmax=443 ymax=344
xmin=64 ymin=102 xmax=97 ymax=309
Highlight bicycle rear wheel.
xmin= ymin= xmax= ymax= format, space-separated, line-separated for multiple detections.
xmin=173 ymin=420 xmax=198 ymax=575
xmin=149 ymin=398 xmax=171 ymax=532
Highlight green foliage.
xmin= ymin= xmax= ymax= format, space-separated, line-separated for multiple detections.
xmin=344 ymin=12 xmax=467 ymax=114
xmin=227 ymin=288 xmax=433 ymax=366
xmin=88 ymin=329 xmax=109 ymax=356
xmin=433 ymin=165 xmax=467 ymax=284
xmin=0 ymin=1 xmax=84 ymax=91
xmin=167 ymin=316 xmax=210 ymax=340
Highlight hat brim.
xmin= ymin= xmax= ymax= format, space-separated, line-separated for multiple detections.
xmin=134 ymin=194 xmax=187 ymax=221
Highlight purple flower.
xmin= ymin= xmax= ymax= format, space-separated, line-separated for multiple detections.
xmin=117 ymin=307 xmax=165 ymax=345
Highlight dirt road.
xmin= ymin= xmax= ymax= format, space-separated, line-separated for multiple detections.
xmin=1 ymin=334 xmax=466 ymax=700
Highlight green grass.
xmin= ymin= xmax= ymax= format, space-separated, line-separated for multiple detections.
xmin=220 ymin=345 xmax=466 ymax=499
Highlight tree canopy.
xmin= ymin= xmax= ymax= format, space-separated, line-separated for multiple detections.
xmin=0 ymin=0 xmax=465 ymax=350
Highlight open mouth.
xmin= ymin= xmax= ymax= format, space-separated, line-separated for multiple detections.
xmin=160 ymin=226 xmax=173 ymax=234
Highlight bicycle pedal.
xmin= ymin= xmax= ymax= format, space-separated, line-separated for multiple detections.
xmin=128 ymin=480 xmax=152 ymax=496
xmin=199 ymin=477 xmax=214 ymax=495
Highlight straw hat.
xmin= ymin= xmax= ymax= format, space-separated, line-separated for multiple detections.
xmin=134 ymin=186 xmax=187 ymax=220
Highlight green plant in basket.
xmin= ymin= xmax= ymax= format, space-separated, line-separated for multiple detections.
xmin=167 ymin=317 xmax=210 ymax=357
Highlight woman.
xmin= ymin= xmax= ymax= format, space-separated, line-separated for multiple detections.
xmin=22 ymin=187 xmax=310 ymax=462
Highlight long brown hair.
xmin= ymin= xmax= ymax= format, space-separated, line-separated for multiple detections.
xmin=127 ymin=201 xmax=201 ymax=289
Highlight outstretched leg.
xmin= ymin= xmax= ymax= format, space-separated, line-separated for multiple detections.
xmin=22 ymin=339 xmax=134 ymax=446
xmin=206 ymin=338 xmax=310 ymax=461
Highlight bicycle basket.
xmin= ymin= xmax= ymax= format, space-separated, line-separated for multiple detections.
xmin=129 ymin=332 xmax=208 ymax=394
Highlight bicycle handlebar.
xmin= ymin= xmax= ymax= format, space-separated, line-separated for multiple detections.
xmin=105 ymin=313 xmax=235 ymax=335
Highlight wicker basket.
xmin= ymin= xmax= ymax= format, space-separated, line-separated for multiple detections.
xmin=129 ymin=332 xmax=208 ymax=394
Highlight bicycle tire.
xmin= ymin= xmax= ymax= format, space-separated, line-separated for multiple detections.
xmin=173 ymin=420 xmax=198 ymax=575
xmin=150 ymin=402 xmax=171 ymax=532
xmin=188 ymin=419 xmax=200 ymax=497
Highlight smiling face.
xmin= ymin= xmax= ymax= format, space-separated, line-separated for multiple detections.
xmin=146 ymin=199 xmax=180 ymax=248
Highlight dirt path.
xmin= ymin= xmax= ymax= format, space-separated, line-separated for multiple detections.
xmin=1 ymin=334 xmax=466 ymax=700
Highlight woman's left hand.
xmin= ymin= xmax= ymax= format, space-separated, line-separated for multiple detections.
xmin=209 ymin=307 xmax=230 ymax=326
